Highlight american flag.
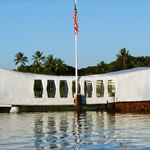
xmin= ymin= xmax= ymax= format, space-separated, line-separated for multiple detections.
xmin=73 ymin=4 xmax=78 ymax=35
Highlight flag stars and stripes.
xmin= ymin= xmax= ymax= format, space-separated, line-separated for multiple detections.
xmin=73 ymin=5 xmax=79 ymax=35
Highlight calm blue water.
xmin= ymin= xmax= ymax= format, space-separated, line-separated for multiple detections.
xmin=0 ymin=111 xmax=150 ymax=150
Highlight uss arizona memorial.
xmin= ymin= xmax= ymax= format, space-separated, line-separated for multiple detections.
xmin=1 ymin=67 xmax=150 ymax=112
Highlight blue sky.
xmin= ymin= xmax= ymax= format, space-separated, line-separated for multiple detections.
xmin=0 ymin=0 xmax=150 ymax=70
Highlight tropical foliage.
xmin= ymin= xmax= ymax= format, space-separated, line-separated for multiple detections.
xmin=14 ymin=48 xmax=150 ymax=76
xmin=14 ymin=52 xmax=28 ymax=66
xmin=14 ymin=51 xmax=71 ymax=75
xmin=14 ymin=52 xmax=28 ymax=72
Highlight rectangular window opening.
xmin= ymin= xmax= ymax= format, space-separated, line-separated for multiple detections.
xmin=60 ymin=80 xmax=68 ymax=98
xmin=108 ymin=80 xmax=116 ymax=97
xmin=47 ymin=80 xmax=56 ymax=98
xmin=96 ymin=80 xmax=104 ymax=97
xmin=84 ymin=80 xmax=93 ymax=98
xmin=33 ymin=80 xmax=43 ymax=98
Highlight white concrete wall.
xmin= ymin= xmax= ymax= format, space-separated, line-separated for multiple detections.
xmin=116 ymin=69 xmax=150 ymax=102
xmin=1 ymin=67 xmax=150 ymax=106
xmin=0 ymin=69 xmax=75 ymax=105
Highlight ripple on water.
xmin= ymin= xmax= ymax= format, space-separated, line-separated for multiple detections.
xmin=1 ymin=112 xmax=150 ymax=150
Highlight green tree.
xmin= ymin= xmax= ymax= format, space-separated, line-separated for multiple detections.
xmin=14 ymin=52 xmax=28 ymax=66
xmin=116 ymin=48 xmax=130 ymax=69
xmin=14 ymin=52 xmax=28 ymax=71
xmin=55 ymin=58 xmax=68 ymax=75
xmin=32 ymin=51 xmax=45 ymax=73
xmin=144 ymin=56 xmax=150 ymax=67
xmin=44 ymin=55 xmax=55 ymax=74
xmin=32 ymin=51 xmax=45 ymax=65
xmin=97 ymin=61 xmax=107 ymax=73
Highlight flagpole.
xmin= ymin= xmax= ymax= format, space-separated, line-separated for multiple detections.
xmin=75 ymin=0 xmax=78 ymax=96
xmin=75 ymin=0 xmax=77 ymax=6
xmin=74 ymin=0 xmax=82 ymax=113
xmin=75 ymin=30 xmax=78 ymax=95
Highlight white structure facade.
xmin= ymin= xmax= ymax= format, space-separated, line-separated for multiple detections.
xmin=0 ymin=67 xmax=150 ymax=107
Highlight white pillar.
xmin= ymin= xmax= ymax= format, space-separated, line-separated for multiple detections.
xmin=42 ymin=79 xmax=47 ymax=98
xmin=104 ymin=80 xmax=108 ymax=102
xmin=55 ymin=80 xmax=60 ymax=98
xmin=68 ymin=80 xmax=73 ymax=98
xmin=92 ymin=80 xmax=96 ymax=99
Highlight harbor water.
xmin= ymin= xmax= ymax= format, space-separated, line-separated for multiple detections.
xmin=0 ymin=111 xmax=150 ymax=150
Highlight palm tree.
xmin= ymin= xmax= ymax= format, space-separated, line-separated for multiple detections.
xmin=44 ymin=55 xmax=55 ymax=74
xmin=55 ymin=58 xmax=68 ymax=75
xmin=32 ymin=51 xmax=45 ymax=73
xmin=32 ymin=51 xmax=45 ymax=65
xmin=116 ymin=48 xmax=130 ymax=69
xmin=14 ymin=52 xmax=28 ymax=66
xmin=97 ymin=61 xmax=107 ymax=73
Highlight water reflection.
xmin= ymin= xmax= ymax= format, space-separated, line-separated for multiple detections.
xmin=47 ymin=115 xmax=57 ymax=149
xmin=33 ymin=115 xmax=45 ymax=150
xmin=3 ymin=111 xmax=148 ymax=150
xmin=33 ymin=112 xmax=130 ymax=149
